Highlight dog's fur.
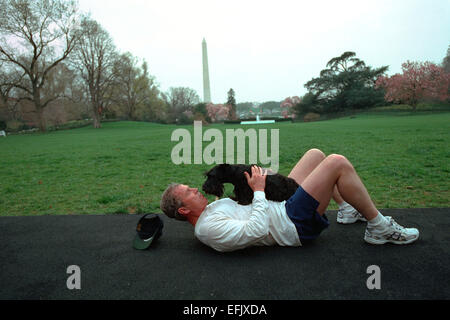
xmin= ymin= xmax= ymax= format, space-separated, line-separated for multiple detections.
xmin=202 ymin=164 xmax=299 ymax=205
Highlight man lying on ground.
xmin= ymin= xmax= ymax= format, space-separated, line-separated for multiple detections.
xmin=160 ymin=149 xmax=419 ymax=252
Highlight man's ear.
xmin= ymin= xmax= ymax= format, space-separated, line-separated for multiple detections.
xmin=178 ymin=207 xmax=190 ymax=217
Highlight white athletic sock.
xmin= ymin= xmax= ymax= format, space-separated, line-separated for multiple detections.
xmin=368 ymin=211 xmax=388 ymax=228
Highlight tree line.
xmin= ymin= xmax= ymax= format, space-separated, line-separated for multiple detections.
xmin=0 ymin=0 xmax=207 ymax=131
xmin=1 ymin=1 xmax=448 ymax=132
xmin=295 ymin=50 xmax=450 ymax=116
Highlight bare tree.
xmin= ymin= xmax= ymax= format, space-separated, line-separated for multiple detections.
xmin=70 ymin=15 xmax=117 ymax=128
xmin=0 ymin=0 xmax=81 ymax=131
xmin=162 ymin=87 xmax=200 ymax=122
xmin=0 ymin=61 xmax=26 ymax=121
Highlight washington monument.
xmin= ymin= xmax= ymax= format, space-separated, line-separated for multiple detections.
xmin=202 ymin=38 xmax=211 ymax=103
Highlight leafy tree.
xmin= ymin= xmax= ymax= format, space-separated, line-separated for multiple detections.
xmin=376 ymin=61 xmax=450 ymax=110
xmin=294 ymin=92 xmax=320 ymax=115
xmin=112 ymin=53 xmax=158 ymax=121
xmin=140 ymin=92 xmax=167 ymax=123
xmin=0 ymin=0 xmax=81 ymax=131
xmin=442 ymin=45 xmax=450 ymax=74
xmin=226 ymin=88 xmax=236 ymax=106
xmin=226 ymin=88 xmax=237 ymax=120
xmin=304 ymin=52 xmax=388 ymax=112
xmin=71 ymin=15 xmax=117 ymax=128
xmin=193 ymin=102 xmax=211 ymax=123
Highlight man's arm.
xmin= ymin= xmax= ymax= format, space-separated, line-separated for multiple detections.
xmin=195 ymin=191 xmax=270 ymax=252
xmin=244 ymin=165 xmax=267 ymax=192
xmin=195 ymin=166 xmax=270 ymax=252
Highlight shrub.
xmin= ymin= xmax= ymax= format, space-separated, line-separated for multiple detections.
xmin=6 ymin=120 xmax=24 ymax=132
xmin=303 ymin=113 xmax=321 ymax=122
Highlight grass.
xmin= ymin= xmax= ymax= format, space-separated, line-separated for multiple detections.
xmin=0 ymin=112 xmax=449 ymax=216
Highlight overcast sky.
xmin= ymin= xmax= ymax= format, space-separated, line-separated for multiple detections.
xmin=77 ymin=0 xmax=449 ymax=104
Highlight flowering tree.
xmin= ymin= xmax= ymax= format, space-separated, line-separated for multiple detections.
xmin=206 ymin=103 xmax=231 ymax=122
xmin=376 ymin=61 xmax=450 ymax=110
xmin=280 ymin=96 xmax=301 ymax=118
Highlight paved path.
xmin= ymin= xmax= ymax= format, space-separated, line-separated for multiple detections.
xmin=1 ymin=208 xmax=449 ymax=300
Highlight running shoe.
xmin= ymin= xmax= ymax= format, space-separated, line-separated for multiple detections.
xmin=337 ymin=206 xmax=367 ymax=224
xmin=364 ymin=216 xmax=419 ymax=245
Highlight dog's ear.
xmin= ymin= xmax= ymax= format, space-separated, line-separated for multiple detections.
xmin=216 ymin=183 xmax=224 ymax=197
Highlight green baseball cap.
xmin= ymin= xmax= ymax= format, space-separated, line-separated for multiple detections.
xmin=133 ymin=214 xmax=164 ymax=250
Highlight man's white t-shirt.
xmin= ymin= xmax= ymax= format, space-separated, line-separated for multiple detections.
xmin=194 ymin=191 xmax=301 ymax=252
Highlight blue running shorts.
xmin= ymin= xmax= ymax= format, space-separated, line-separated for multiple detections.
xmin=285 ymin=185 xmax=330 ymax=244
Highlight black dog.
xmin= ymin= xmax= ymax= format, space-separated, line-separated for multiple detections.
xmin=202 ymin=164 xmax=299 ymax=205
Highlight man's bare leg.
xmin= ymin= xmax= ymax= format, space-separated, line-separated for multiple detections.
xmin=332 ymin=186 xmax=345 ymax=204
xmin=288 ymin=149 xmax=346 ymax=206
xmin=300 ymin=154 xmax=378 ymax=220
xmin=298 ymin=153 xmax=420 ymax=245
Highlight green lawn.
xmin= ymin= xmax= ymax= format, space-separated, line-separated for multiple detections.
xmin=1 ymin=112 xmax=449 ymax=216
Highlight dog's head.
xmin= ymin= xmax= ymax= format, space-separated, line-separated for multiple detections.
xmin=201 ymin=164 xmax=233 ymax=197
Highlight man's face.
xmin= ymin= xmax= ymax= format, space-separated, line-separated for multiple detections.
xmin=175 ymin=184 xmax=209 ymax=218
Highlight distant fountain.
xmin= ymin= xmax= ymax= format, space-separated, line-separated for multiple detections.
xmin=241 ymin=110 xmax=275 ymax=125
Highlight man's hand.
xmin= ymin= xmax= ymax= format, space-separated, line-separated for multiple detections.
xmin=244 ymin=165 xmax=267 ymax=192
